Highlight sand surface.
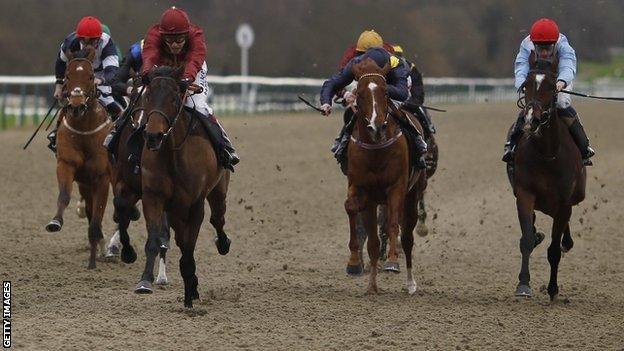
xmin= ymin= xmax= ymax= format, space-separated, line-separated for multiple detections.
xmin=1 ymin=101 xmax=623 ymax=350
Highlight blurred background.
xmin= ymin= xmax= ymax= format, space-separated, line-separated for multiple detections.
xmin=2 ymin=0 xmax=624 ymax=123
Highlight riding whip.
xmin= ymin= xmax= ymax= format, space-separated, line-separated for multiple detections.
xmin=561 ymin=89 xmax=624 ymax=101
xmin=22 ymin=100 xmax=58 ymax=150
xmin=297 ymin=94 xmax=323 ymax=112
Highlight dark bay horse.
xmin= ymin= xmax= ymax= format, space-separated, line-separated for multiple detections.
xmin=104 ymin=81 xmax=172 ymax=291
xmin=510 ymin=54 xmax=586 ymax=300
xmin=45 ymin=47 xmax=113 ymax=269
xmin=141 ymin=66 xmax=231 ymax=307
xmin=344 ymin=59 xmax=427 ymax=294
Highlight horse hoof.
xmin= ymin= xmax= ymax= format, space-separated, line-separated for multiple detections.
xmin=130 ymin=206 xmax=141 ymax=221
xmin=214 ymin=235 xmax=231 ymax=255
xmin=105 ymin=245 xmax=120 ymax=258
xmin=366 ymin=286 xmax=379 ymax=295
xmin=121 ymin=246 xmax=137 ymax=264
xmin=184 ymin=300 xmax=193 ymax=308
xmin=135 ymin=281 xmax=153 ymax=294
xmin=45 ymin=219 xmax=62 ymax=232
xmin=76 ymin=200 xmax=86 ymax=219
xmin=155 ymin=277 xmax=169 ymax=286
xmin=416 ymin=223 xmax=429 ymax=237
xmin=515 ymin=284 xmax=533 ymax=298
xmin=406 ymin=281 xmax=417 ymax=295
xmin=383 ymin=261 xmax=400 ymax=273
xmin=346 ymin=264 xmax=363 ymax=276
xmin=534 ymin=232 xmax=545 ymax=248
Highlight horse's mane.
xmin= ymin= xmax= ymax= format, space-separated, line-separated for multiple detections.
xmin=152 ymin=66 xmax=180 ymax=78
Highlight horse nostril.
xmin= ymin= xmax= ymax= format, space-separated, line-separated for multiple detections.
xmin=367 ymin=125 xmax=375 ymax=133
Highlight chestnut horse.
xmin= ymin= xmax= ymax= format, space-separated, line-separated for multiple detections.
xmin=45 ymin=47 xmax=112 ymax=269
xmin=509 ymin=54 xmax=586 ymax=300
xmin=344 ymin=59 xmax=427 ymax=294
xmin=141 ymin=66 xmax=231 ymax=307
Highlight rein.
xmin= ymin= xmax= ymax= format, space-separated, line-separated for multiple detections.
xmin=145 ymin=76 xmax=192 ymax=150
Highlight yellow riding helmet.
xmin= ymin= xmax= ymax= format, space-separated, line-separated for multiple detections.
xmin=392 ymin=45 xmax=404 ymax=57
xmin=356 ymin=30 xmax=383 ymax=52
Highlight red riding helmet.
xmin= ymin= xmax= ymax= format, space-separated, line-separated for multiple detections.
xmin=159 ymin=7 xmax=190 ymax=35
xmin=530 ymin=18 xmax=559 ymax=43
xmin=76 ymin=16 xmax=103 ymax=39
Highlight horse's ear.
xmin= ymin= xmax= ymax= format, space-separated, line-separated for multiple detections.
xmin=351 ymin=62 xmax=363 ymax=80
xmin=173 ymin=65 xmax=185 ymax=80
xmin=86 ymin=46 xmax=96 ymax=62
xmin=381 ymin=62 xmax=391 ymax=76
xmin=529 ymin=51 xmax=536 ymax=68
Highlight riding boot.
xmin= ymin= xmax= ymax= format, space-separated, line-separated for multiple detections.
xmin=402 ymin=101 xmax=435 ymax=136
xmin=333 ymin=109 xmax=356 ymax=175
xmin=502 ymin=112 xmax=526 ymax=163
xmin=197 ymin=111 xmax=239 ymax=171
xmin=47 ymin=129 xmax=57 ymax=153
xmin=413 ymin=131 xmax=428 ymax=169
xmin=568 ymin=117 xmax=595 ymax=166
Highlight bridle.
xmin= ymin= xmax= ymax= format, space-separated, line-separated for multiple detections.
xmin=521 ymin=68 xmax=558 ymax=134
xmin=144 ymin=76 xmax=192 ymax=150
xmin=351 ymin=72 xmax=402 ymax=149
xmin=64 ymin=58 xmax=98 ymax=117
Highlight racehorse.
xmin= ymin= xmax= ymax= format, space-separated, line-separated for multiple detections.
xmin=508 ymin=53 xmax=586 ymax=300
xmin=141 ymin=66 xmax=231 ymax=307
xmin=104 ymin=79 xmax=171 ymax=291
xmin=45 ymin=46 xmax=113 ymax=269
xmin=344 ymin=58 xmax=427 ymax=294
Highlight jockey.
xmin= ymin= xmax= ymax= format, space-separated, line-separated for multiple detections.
xmin=137 ymin=6 xmax=238 ymax=170
xmin=320 ymin=41 xmax=427 ymax=173
xmin=503 ymin=18 xmax=595 ymax=165
xmin=392 ymin=44 xmax=436 ymax=139
xmin=48 ymin=16 xmax=122 ymax=152
xmin=110 ymin=40 xmax=144 ymax=98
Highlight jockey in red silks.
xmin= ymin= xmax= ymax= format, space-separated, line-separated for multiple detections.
xmin=110 ymin=7 xmax=238 ymax=170
xmin=503 ymin=18 xmax=594 ymax=166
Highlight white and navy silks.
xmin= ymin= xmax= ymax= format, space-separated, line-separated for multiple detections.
xmin=55 ymin=32 xmax=121 ymax=109
xmin=514 ymin=34 xmax=576 ymax=109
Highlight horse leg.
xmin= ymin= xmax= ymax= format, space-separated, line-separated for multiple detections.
xmin=515 ymin=187 xmax=536 ymax=297
xmin=561 ymin=223 xmax=574 ymax=253
xmin=207 ymin=176 xmax=231 ymax=255
xmin=361 ymin=205 xmax=379 ymax=294
xmin=402 ymin=190 xmax=419 ymax=295
xmin=112 ymin=190 xmax=138 ymax=264
xmin=135 ymin=191 xmax=164 ymax=293
xmin=46 ymin=162 xmax=75 ymax=232
xmin=345 ymin=186 xmax=366 ymax=275
xmin=416 ymin=193 xmax=429 ymax=237
xmin=383 ymin=183 xmax=406 ymax=273
xmin=176 ymin=201 xmax=204 ymax=308
xmin=86 ymin=177 xmax=109 ymax=269
xmin=547 ymin=207 xmax=572 ymax=301
xmin=155 ymin=214 xmax=170 ymax=286
xmin=378 ymin=205 xmax=388 ymax=262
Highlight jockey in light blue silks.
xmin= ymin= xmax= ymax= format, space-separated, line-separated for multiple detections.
xmin=502 ymin=18 xmax=595 ymax=166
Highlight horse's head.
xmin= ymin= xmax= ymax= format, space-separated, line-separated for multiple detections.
xmin=143 ymin=66 xmax=186 ymax=151
xmin=352 ymin=58 xmax=391 ymax=143
xmin=521 ymin=52 xmax=559 ymax=135
xmin=64 ymin=47 xmax=96 ymax=116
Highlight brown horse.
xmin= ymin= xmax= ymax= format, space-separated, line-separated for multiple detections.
xmin=509 ymin=54 xmax=586 ymax=300
xmin=140 ymin=66 xmax=231 ymax=307
xmin=45 ymin=47 xmax=113 ymax=269
xmin=344 ymin=59 xmax=427 ymax=294
xmin=105 ymin=78 xmax=174 ymax=291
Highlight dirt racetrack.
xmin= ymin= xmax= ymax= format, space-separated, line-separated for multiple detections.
xmin=1 ymin=101 xmax=623 ymax=350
